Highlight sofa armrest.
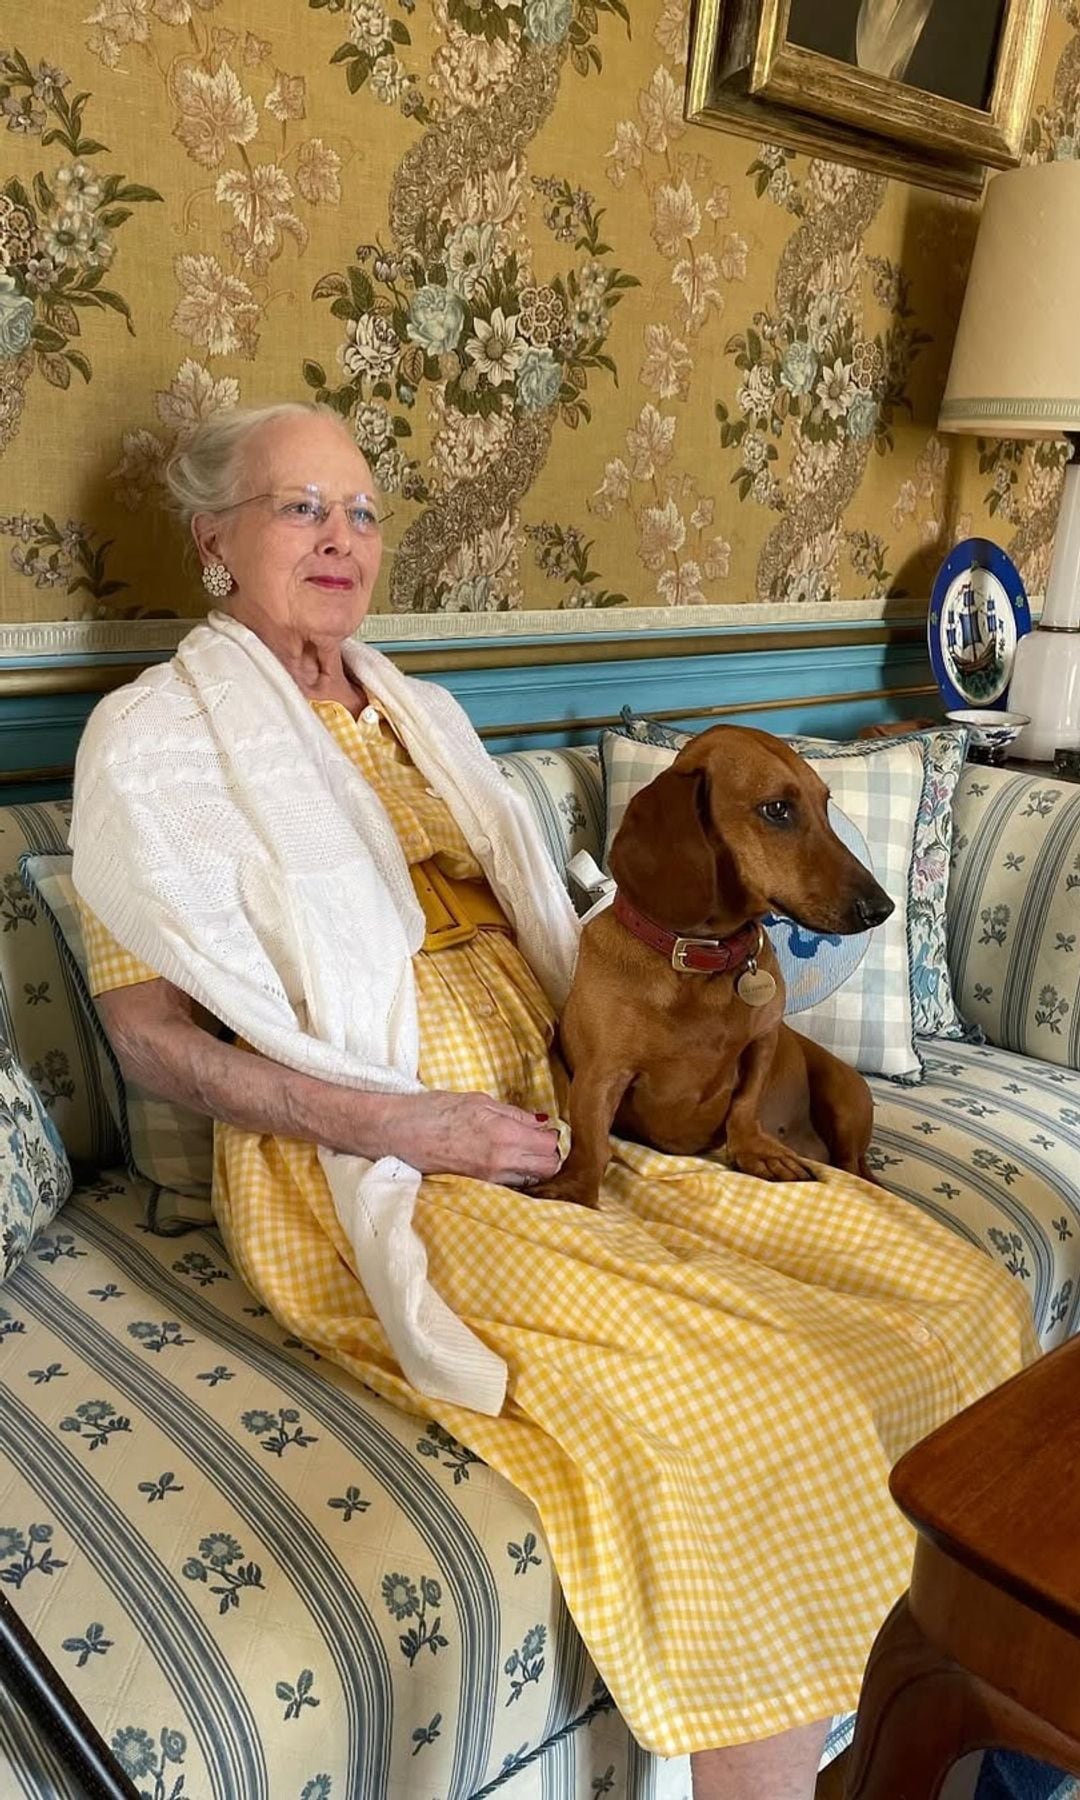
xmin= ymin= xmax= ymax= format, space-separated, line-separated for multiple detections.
xmin=947 ymin=764 xmax=1080 ymax=1070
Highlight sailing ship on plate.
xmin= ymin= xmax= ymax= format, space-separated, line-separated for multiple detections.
xmin=942 ymin=571 xmax=1007 ymax=702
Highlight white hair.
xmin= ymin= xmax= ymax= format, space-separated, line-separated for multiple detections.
xmin=162 ymin=401 xmax=353 ymax=531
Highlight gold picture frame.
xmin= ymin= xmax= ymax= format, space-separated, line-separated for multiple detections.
xmin=687 ymin=0 xmax=1050 ymax=200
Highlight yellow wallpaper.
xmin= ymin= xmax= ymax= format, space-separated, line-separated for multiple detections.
xmin=0 ymin=0 xmax=1076 ymax=624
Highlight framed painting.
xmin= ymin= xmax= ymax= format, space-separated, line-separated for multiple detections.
xmin=687 ymin=0 xmax=1050 ymax=199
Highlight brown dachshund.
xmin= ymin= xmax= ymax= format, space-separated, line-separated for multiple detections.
xmin=539 ymin=724 xmax=895 ymax=1207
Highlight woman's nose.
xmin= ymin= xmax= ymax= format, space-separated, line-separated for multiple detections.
xmin=315 ymin=504 xmax=352 ymax=552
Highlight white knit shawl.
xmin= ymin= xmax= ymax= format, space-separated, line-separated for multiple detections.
xmin=70 ymin=611 xmax=581 ymax=1416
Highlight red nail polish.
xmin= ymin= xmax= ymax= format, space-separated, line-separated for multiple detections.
xmin=535 ymin=1112 xmax=549 ymax=1122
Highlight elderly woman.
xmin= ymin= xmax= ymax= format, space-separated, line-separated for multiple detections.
xmin=71 ymin=402 xmax=1034 ymax=1800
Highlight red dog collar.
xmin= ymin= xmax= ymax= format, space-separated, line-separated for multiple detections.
xmin=612 ymin=893 xmax=763 ymax=974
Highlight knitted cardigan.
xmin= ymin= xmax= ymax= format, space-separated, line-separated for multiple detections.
xmin=70 ymin=611 xmax=581 ymax=1415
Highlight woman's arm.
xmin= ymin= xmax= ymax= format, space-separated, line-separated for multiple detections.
xmin=97 ymin=979 xmax=561 ymax=1187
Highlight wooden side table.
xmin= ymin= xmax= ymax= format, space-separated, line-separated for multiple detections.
xmin=844 ymin=1335 xmax=1080 ymax=1799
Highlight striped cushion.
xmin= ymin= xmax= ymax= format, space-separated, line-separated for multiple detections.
xmin=600 ymin=727 xmax=927 ymax=1081
xmin=0 ymin=1173 xmax=691 ymax=1800
xmin=948 ymin=767 xmax=1080 ymax=1071
xmin=0 ymin=802 xmax=118 ymax=1169
xmin=492 ymin=745 xmax=605 ymax=874
xmin=19 ymin=854 xmax=215 ymax=1230
xmin=869 ymin=1040 xmax=1080 ymax=1349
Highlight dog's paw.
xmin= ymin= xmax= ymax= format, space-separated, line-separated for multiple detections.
xmin=729 ymin=1137 xmax=820 ymax=1184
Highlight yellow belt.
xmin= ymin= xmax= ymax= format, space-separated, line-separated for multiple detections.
xmin=410 ymin=857 xmax=513 ymax=952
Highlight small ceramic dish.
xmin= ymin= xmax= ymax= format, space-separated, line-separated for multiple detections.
xmin=946 ymin=709 xmax=1030 ymax=764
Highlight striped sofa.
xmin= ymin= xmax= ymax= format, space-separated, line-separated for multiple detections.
xmin=1 ymin=747 xmax=1078 ymax=1800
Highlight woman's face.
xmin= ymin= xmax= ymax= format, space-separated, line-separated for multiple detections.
xmin=194 ymin=413 xmax=384 ymax=644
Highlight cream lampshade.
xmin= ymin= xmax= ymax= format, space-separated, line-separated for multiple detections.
xmin=940 ymin=159 xmax=1080 ymax=762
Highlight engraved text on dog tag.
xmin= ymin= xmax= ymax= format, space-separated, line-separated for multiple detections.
xmin=736 ymin=966 xmax=778 ymax=1008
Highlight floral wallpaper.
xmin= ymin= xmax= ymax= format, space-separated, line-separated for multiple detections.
xmin=0 ymin=0 xmax=1077 ymax=625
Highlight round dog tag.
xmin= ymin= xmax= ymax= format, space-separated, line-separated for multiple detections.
xmin=736 ymin=966 xmax=778 ymax=1008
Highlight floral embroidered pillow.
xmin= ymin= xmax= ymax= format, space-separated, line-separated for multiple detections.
xmin=0 ymin=1038 xmax=73 ymax=1282
xmin=787 ymin=724 xmax=975 ymax=1043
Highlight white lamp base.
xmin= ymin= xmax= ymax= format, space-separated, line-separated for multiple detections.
xmin=1005 ymin=454 xmax=1080 ymax=762
xmin=1008 ymin=628 xmax=1080 ymax=762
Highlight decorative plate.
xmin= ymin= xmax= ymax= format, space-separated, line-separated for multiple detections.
xmin=928 ymin=538 xmax=1031 ymax=712
xmin=765 ymin=802 xmax=872 ymax=1014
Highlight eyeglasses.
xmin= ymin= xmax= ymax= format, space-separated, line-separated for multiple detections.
xmin=219 ymin=486 xmax=393 ymax=537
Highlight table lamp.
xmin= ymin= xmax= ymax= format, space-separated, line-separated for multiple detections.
xmin=939 ymin=158 xmax=1080 ymax=762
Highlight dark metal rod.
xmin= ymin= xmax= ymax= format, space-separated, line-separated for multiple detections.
xmin=0 ymin=1590 xmax=139 ymax=1799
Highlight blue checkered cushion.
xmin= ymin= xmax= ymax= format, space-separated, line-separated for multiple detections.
xmin=614 ymin=713 xmax=974 ymax=1044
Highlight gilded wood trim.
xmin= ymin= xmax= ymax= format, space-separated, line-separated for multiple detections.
xmin=0 ymin=622 xmax=924 ymax=693
xmin=0 ymin=667 xmax=146 ymax=699
xmin=396 ymin=623 xmax=923 ymax=674
xmin=684 ymin=77 xmax=984 ymax=199
xmin=684 ymin=0 xmax=1050 ymax=197
xmin=749 ymin=0 xmax=1048 ymax=167
xmin=0 ymin=764 xmax=78 ymax=788
xmin=474 ymin=681 xmax=938 ymax=739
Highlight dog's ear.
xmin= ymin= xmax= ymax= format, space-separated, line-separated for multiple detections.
xmin=609 ymin=766 xmax=717 ymax=929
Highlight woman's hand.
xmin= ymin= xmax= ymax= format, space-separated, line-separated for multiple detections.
xmin=382 ymin=1090 xmax=562 ymax=1188
xmin=95 ymin=982 xmax=560 ymax=1186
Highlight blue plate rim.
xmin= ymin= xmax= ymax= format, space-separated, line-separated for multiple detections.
xmin=927 ymin=537 xmax=1031 ymax=714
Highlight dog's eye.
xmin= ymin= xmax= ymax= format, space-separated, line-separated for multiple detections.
xmin=758 ymin=799 xmax=794 ymax=827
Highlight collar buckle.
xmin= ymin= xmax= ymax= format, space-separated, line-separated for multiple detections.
xmin=671 ymin=935 xmax=720 ymax=972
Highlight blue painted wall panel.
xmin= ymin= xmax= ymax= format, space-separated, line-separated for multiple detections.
xmin=0 ymin=623 xmax=937 ymax=789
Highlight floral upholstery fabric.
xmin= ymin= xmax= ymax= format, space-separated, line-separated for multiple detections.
xmin=0 ymin=1173 xmax=691 ymax=1800
xmin=20 ymin=852 xmax=216 ymax=1232
xmin=0 ymin=800 xmax=118 ymax=1169
xmin=490 ymin=744 xmax=605 ymax=880
xmin=948 ymin=766 xmax=1080 ymax=1072
xmin=1 ymin=1080 xmax=1076 ymax=1797
xmin=869 ymin=1042 xmax=1080 ymax=1351
xmin=0 ymin=1037 xmax=71 ymax=1282
xmin=2 ymin=759 xmax=1080 ymax=1798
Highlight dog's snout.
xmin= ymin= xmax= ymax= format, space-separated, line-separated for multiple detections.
xmin=854 ymin=889 xmax=894 ymax=929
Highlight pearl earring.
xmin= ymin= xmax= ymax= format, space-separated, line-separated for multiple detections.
xmin=201 ymin=560 xmax=233 ymax=599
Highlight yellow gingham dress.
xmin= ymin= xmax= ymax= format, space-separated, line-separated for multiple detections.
xmin=82 ymin=700 xmax=1037 ymax=1757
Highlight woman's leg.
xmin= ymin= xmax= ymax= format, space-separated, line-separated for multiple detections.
xmin=691 ymin=1720 xmax=831 ymax=1800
